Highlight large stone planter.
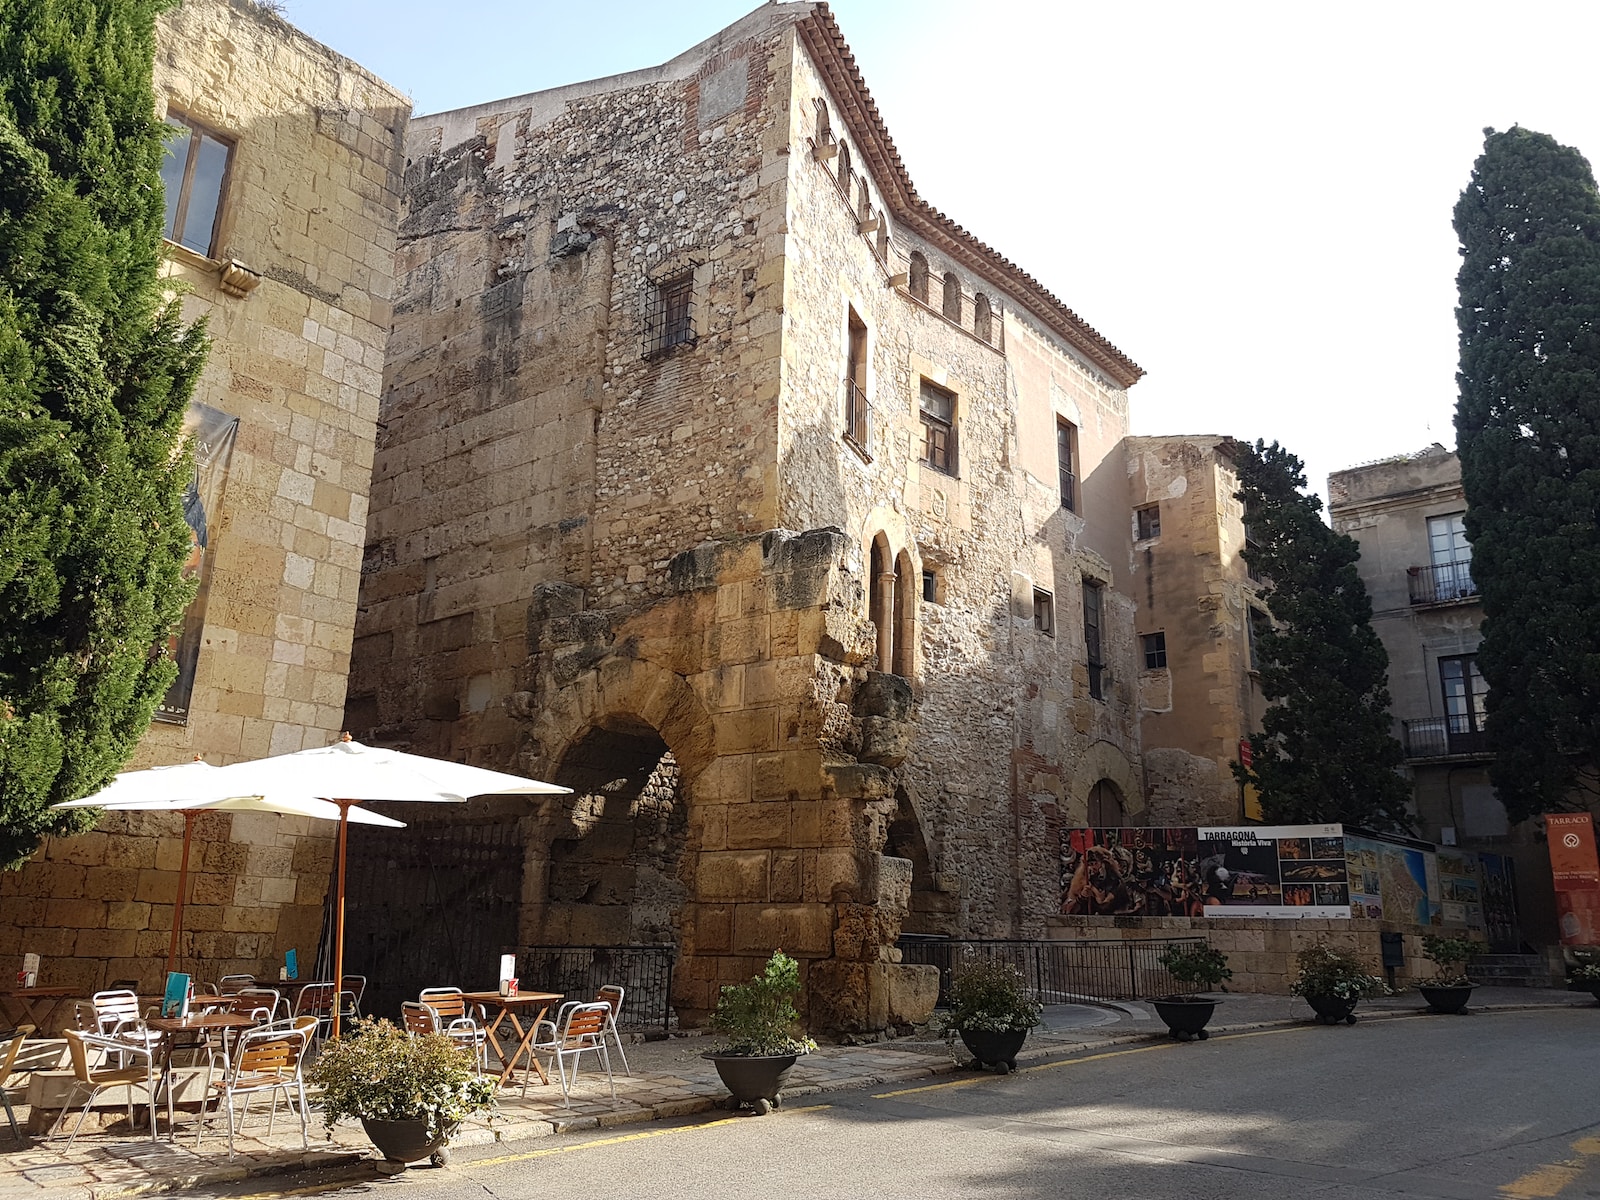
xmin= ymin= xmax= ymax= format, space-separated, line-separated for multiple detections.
xmin=703 ymin=1052 xmax=797 ymax=1116
xmin=1151 ymin=997 xmax=1220 ymax=1041
xmin=958 ymin=1027 xmax=1028 ymax=1073
xmin=1303 ymin=994 xmax=1361 ymax=1025
xmin=1417 ymin=983 xmax=1476 ymax=1015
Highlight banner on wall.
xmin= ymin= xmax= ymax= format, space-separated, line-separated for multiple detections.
xmin=1059 ymin=824 xmax=1350 ymax=919
xmin=1546 ymin=812 xmax=1600 ymax=946
xmin=154 ymin=402 xmax=239 ymax=725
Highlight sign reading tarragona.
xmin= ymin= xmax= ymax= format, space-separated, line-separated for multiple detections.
xmin=1545 ymin=812 xmax=1600 ymax=946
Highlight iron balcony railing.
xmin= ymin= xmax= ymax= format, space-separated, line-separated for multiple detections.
xmin=842 ymin=378 xmax=872 ymax=455
xmin=1402 ymin=716 xmax=1491 ymax=759
xmin=509 ymin=945 xmax=675 ymax=1036
xmin=1408 ymin=560 xmax=1477 ymax=605
xmin=898 ymin=936 xmax=1206 ymax=1005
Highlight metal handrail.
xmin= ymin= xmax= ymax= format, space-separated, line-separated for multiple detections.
xmin=1408 ymin=560 xmax=1477 ymax=605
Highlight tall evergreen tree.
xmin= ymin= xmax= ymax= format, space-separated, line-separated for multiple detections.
xmin=1454 ymin=126 xmax=1600 ymax=823
xmin=1231 ymin=441 xmax=1412 ymax=832
xmin=0 ymin=0 xmax=208 ymax=868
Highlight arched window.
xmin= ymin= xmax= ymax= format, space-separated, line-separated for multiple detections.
xmin=908 ymin=252 xmax=928 ymax=303
xmin=815 ymin=99 xmax=831 ymax=144
xmin=973 ymin=293 xmax=992 ymax=342
xmin=837 ymin=140 xmax=852 ymax=191
xmin=857 ymin=178 xmax=871 ymax=221
xmin=942 ymin=272 xmax=961 ymax=321
xmin=1087 ymin=779 xmax=1126 ymax=828
xmin=875 ymin=214 xmax=888 ymax=261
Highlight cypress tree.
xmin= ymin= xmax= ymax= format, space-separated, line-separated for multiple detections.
xmin=1453 ymin=126 xmax=1600 ymax=823
xmin=0 ymin=0 xmax=208 ymax=868
xmin=1231 ymin=440 xmax=1413 ymax=832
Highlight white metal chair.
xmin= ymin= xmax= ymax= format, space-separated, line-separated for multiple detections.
xmin=217 ymin=975 xmax=256 ymax=995
xmin=197 ymin=1024 xmax=311 ymax=1156
xmin=339 ymin=975 xmax=367 ymax=1018
xmin=419 ymin=988 xmax=489 ymax=1071
xmin=527 ymin=1002 xmax=616 ymax=1107
xmin=90 ymin=990 xmax=160 ymax=1066
xmin=53 ymin=1030 xmax=167 ymax=1150
xmin=595 ymin=985 xmax=630 ymax=1076
xmin=293 ymin=983 xmax=356 ymax=1046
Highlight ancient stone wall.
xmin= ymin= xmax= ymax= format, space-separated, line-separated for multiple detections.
xmin=1 ymin=0 xmax=407 ymax=998
xmin=1125 ymin=436 xmax=1261 ymax=826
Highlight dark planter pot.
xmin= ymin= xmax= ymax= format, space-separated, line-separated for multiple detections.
xmin=1417 ymin=983 xmax=1475 ymax=1015
xmin=958 ymin=1027 xmax=1029 ymax=1073
xmin=703 ymin=1052 xmax=797 ymax=1115
xmin=1151 ymin=997 xmax=1220 ymax=1041
xmin=1303 ymin=994 xmax=1361 ymax=1025
xmin=360 ymin=1117 xmax=457 ymax=1168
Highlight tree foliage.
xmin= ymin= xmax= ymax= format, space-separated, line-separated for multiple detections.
xmin=0 ymin=0 xmax=208 ymax=868
xmin=1454 ymin=126 xmax=1600 ymax=823
xmin=1231 ymin=441 xmax=1412 ymax=832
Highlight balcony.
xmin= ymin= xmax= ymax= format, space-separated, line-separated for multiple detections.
xmin=1408 ymin=560 xmax=1477 ymax=606
xmin=1402 ymin=716 xmax=1491 ymax=760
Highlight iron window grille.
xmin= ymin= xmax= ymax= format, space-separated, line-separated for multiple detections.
xmin=919 ymin=380 xmax=958 ymax=475
xmin=643 ymin=273 xmax=696 ymax=358
xmin=1083 ymin=580 xmax=1104 ymax=698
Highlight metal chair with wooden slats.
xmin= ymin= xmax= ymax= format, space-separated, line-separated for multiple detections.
xmin=197 ymin=1024 xmax=311 ymax=1155
xmin=53 ymin=1030 xmax=167 ymax=1150
xmin=1 ymin=1025 xmax=35 ymax=1144
xmin=419 ymin=988 xmax=488 ymax=1071
xmin=595 ymin=985 xmax=630 ymax=1076
xmin=526 ymin=1002 xmax=616 ymax=1107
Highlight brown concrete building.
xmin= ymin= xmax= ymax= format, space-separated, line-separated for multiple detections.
xmin=1329 ymin=446 xmax=1547 ymax=949
xmin=0 ymin=0 xmax=409 ymax=996
xmin=1126 ymin=436 xmax=1265 ymax=827
xmin=346 ymin=2 xmax=1153 ymax=1031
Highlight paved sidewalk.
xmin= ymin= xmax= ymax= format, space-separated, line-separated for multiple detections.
xmin=1 ymin=986 xmax=1589 ymax=1199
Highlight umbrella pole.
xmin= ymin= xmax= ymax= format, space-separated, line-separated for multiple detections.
xmin=165 ymin=810 xmax=196 ymax=979
xmin=332 ymin=799 xmax=351 ymax=1040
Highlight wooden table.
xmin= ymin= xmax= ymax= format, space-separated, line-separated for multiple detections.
xmin=459 ymin=991 xmax=563 ymax=1087
xmin=0 ymin=987 xmax=75 ymax=1033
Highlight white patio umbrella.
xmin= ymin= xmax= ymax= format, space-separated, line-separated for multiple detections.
xmin=206 ymin=735 xmax=570 ymax=1037
xmin=54 ymin=761 xmax=404 ymax=977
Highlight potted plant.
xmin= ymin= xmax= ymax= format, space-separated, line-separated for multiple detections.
xmin=1289 ymin=940 xmax=1386 ymax=1025
xmin=934 ymin=958 xmax=1043 ymax=1074
xmin=309 ymin=1017 xmax=496 ymax=1169
xmin=704 ymin=950 xmax=816 ymax=1115
xmin=1566 ymin=953 xmax=1600 ymax=1002
xmin=1415 ymin=935 xmax=1481 ymax=1015
xmin=1151 ymin=941 xmax=1231 ymax=1041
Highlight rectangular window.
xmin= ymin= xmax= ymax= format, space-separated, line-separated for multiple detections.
xmin=1141 ymin=631 xmax=1167 ymax=670
xmin=919 ymin=379 xmax=958 ymax=476
xmin=644 ymin=272 xmax=696 ymax=357
xmin=1243 ymin=518 xmax=1263 ymax=583
xmin=1033 ymin=588 xmax=1054 ymax=636
xmin=922 ymin=569 xmax=937 ymax=604
xmin=1135 ymin=504 xmax=1161 ymax=541
xmin=843 ymin=308 xmax=871 ymax=454
xmin=1083 ymin=579 xmax=1104 ymax=699
xmin=1427 ymin=511 xmax=1474 ymax=597
xmin=1057 ymin=419 xmax=1078 ymax=512
xmin=1439 ymin=654 xmax=1489 ymax=734
xmin=1247 ymin=607 xmax=1271 ymax=672
xmin=161 ymin=112 xmax=234 ymax=258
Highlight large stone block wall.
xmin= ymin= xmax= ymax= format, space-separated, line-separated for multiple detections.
xmin=2 ymin=0 xmax=407 ymax=998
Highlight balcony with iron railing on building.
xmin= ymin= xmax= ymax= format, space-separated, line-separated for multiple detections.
xmin=1402 ymin=714 xmax=1491 ymax=760
xmin=1408 ymin=560 xmax=1477 ymax=606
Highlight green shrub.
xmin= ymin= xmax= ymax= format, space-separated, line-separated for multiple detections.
xmin=307 ymin=1018 xmax=496 ymax=1137
xmin=710 ymin=950 xmax=816 ymax=1057
xmin=1289 ymin=941 xmax=1386 ymax=1001
xmin=1419 ymin=935 xmax=1480 ymax=986
xmin=935 ymin=959 xmax=1043 ymax=1040
xmin=1158 ymin=942 xmax=1232 ymax=996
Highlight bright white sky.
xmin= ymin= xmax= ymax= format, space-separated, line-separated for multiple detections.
xmin=282 ymin=0 xmax=1600 ymax=502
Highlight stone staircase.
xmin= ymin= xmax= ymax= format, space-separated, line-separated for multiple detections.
xmin=1471 ymin=953 xmax=1557 ymax=988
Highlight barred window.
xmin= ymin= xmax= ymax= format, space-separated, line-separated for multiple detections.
xmin=644 ymin=272 xmax=695 ymax=357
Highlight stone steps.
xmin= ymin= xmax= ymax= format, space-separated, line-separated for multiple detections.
xmin=1471 ymin=954 xmax=1556 ymax=988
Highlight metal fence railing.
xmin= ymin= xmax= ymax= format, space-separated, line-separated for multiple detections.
xmin=898 ymin=936 xmax=1207 ymax=1005
xmin=1402 ymin=716 xmax=1491 ymax=759
xmin=1408 ymin=560 xmax=1477 ymax=605
xmin=510 ymin=945 xmax=676 ymax=1037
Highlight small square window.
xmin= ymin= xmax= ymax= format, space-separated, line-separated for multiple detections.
xmin=1033 ymin=588 xmax=1054 ymax=636
xmin=1135 ymin=504 xmax=1161 ymax=541
xmin=644 ymin=272 xmax=695 ymax=357
xmin=922 ymin=569 xmax=937 ymax=603
xmin=1141 ymin=632 xmax=1167 ymax=670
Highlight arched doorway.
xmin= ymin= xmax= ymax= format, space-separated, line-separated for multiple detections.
xmin=531 ymin=717 xmax=689 ymax=949
xmin=1087 ymin=778 xmax=1127 ymax=828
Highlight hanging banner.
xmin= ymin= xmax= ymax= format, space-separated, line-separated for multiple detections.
xmin=1546 ymin=813 xmax=1600 ymax=946
xmin=155 ymin=402 xmax=239 ymax=724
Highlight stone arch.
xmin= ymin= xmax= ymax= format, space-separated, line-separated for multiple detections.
xmin=860 ymin=511 xmax=920 ymax=680
xmin=1067 ymin=740 xmax=1144 ymax=827
xmin=885 ymin=786 xmax=955 ymax=934
xmin=908 ymin=251 xmax=928 ymax=303
xmin=973 ymin=292 xmax=992 ymax=342
xmin=942 ymin=271 xmax=961 ymax=321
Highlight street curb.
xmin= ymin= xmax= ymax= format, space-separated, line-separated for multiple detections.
xmin=69 ymin=997 xmax=1597 ymax=1198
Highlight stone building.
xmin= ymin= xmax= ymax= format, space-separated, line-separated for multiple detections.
xmin=1328 ymin=446 xmax=1549 ymax=947
xmin=0 ymin=0 xmax=409 ymax=996
xmin=1125 ymin=436 xmax=1264 ymax=827
xmin=346 ymin=2 xmax=1151 ymax=1032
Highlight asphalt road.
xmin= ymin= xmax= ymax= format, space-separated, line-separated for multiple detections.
xmin=203 ymin=1009 xmax=1600 ymax=1200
